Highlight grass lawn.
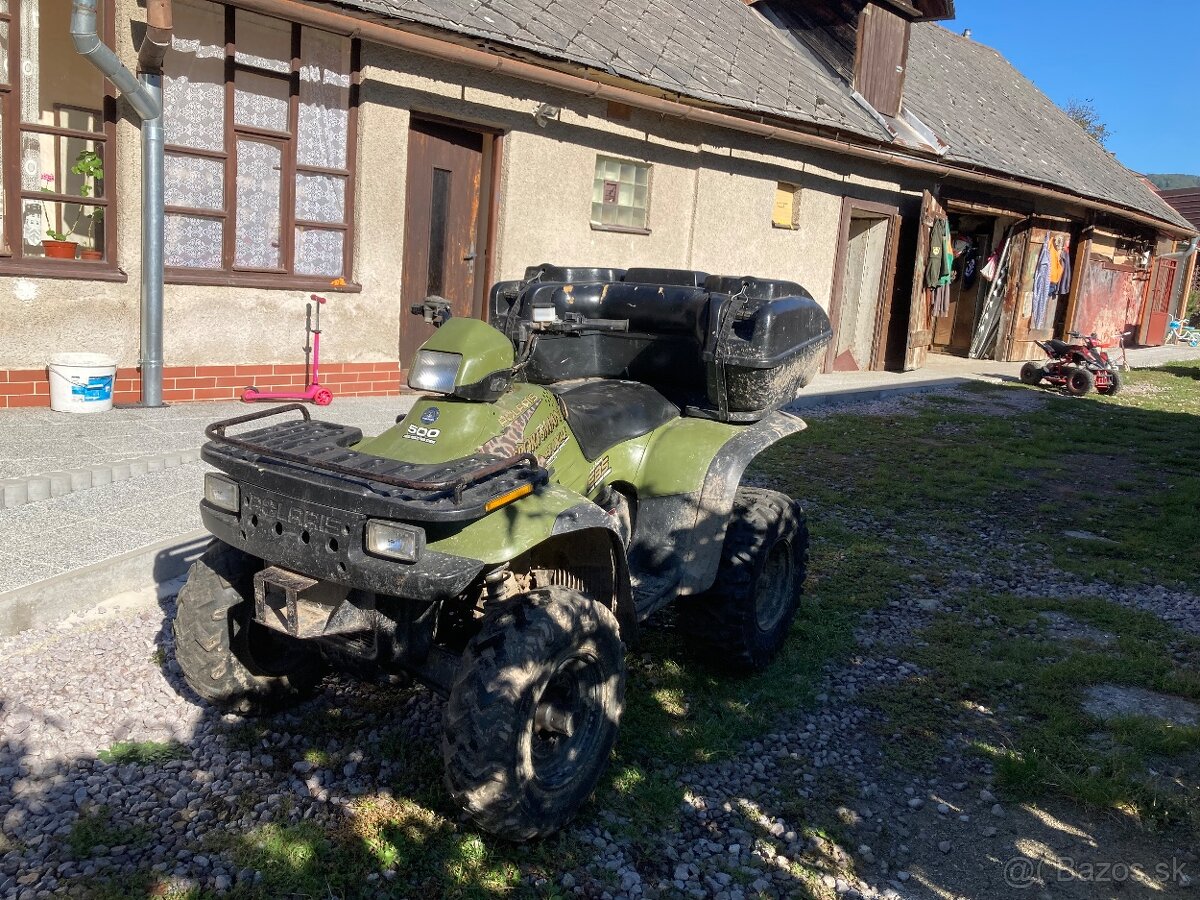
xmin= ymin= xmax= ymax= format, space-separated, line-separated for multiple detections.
xmin=102 ymin=364 xmax=1200 ymax=899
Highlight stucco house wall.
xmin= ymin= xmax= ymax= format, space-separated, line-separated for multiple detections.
xmin=0 ymin=5 xmax=920 ymax=395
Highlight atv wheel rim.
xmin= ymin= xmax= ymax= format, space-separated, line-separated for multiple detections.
xmin=755 ymin=543 xmax=794 ymax=633
xmin=530 ymin=652 xmax=606 ymax=791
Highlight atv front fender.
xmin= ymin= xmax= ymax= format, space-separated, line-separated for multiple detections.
xmin=427 ymin=484 xmax=621 ymax=563
xmin=628 ymin=410 xmax=805 ymax=616
xmin=429 ymin=485 xmax=636 ymax=640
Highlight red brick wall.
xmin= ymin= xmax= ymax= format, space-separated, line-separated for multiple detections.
xmin=0 ymin=362 xmax=404 ymax=408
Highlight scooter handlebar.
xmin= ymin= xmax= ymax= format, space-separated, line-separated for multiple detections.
xmin=310 ymin=294 xmax=328 ymax=305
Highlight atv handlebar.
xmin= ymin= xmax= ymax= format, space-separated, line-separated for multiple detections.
xmin=411 ymin=296 xmax=453 ymax=327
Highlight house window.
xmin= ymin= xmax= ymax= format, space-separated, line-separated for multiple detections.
xmin=163 ymin=0 xmax=358 ymax=285
xmin=591 ymin=155 xmax=650 ymax=233
xmin=0 ymin=0 xmax=118 ymax=274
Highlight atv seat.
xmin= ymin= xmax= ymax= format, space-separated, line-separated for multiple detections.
xmin=548 ymin=380 xmax=679 ymax=461
xmin=1044 ymin=339 xmax=1070 ymax=355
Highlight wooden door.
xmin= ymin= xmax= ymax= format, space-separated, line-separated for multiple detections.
xmin=904 ymin=190 xmax=947 ymax=370
xmin=400 ymin=120 xmax=485 ymax=366
xmin=1140 ymin=257 xmax=1177 ymax=346
xmin=825 ymin=199 xmax=900 ymax=372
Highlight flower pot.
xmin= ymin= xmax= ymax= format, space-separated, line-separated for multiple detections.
xmin=43 ymin=240 xmax=79 ymax=260
xmin=80 ymin=249 xmax=103 ymax=261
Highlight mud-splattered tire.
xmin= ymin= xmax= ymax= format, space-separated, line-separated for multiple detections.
xmin=443 ymin=587 xmax=625 ymax=841
xmin=1099 ymin=370 xmax=1123 ymax=396
xmin=680 ymin=487 xmax=808 ymax=672
xmin=1066 ymin=367 xmax=1095 ymax=396
xmin=173 ymin=541 xmax=326 ymax=714
xmin=1019 ymin=362 xmax=1044 ymax=385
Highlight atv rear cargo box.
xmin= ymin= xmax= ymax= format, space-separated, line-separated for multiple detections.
xmin=489 ymin=267 xmax=832 ymax=421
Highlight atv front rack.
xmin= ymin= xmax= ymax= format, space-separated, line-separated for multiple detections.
xmin=204 ymin=404 xmax=548 ymax=512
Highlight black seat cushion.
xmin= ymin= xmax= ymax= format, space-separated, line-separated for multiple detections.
xmin=549 ymin=380 xmax=679 ymax=462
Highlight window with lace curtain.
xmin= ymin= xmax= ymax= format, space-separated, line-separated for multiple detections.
xmin=163 ymin=0 xmax=358 ymax=286
xmin=0 ymin=0 xmax=119 ymax=276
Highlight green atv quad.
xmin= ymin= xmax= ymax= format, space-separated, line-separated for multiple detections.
xmin=174 ymin=264 xmax=833 ymax=840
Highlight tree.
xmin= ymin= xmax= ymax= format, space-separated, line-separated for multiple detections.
xmin=1063 ymin=98 xmax=1112 ymax=146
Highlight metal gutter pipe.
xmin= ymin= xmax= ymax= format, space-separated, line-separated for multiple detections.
xmin=71 ymin=0 xmax=168 ymax=407
xmin=233 ymin=0 xmax=1194 ymax=240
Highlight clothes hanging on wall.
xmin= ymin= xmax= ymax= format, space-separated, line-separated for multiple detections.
xmin=925 ymin=217 xmax=954 ymax=290
xmin=1032 ymin=235 xmax=1074 ymax=330
xmin=1051 ymin=238 xmax=1072 ymax=295
xmin=1031 ymin=240 xmax=1052 ymax=330
xmin=931 ymin=282 xmax=951 ymax=318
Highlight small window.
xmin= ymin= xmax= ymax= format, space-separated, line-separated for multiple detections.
xmin=772 ymin=182 xmax=802 ymax=230
xmin=591 ymin=155 xmax=650 ymax=233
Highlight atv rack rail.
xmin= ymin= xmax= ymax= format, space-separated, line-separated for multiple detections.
xmin=205 ymin=404 xmax=546 ymax=504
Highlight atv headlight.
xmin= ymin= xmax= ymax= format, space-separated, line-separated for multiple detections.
xmin=203 ymin=473 xmax=240 ymax=514
xmin=407 ymin=350 xmax=461 ymax=395
xmin=364 ymin=521 xmax=423 ymax=562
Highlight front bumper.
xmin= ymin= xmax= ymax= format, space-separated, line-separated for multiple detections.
xmin=201 ymin=485 xmax=484 ymax=602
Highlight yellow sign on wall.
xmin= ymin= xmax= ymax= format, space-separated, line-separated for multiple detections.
xmin=773 ymin=183 xmax=801 ymax=229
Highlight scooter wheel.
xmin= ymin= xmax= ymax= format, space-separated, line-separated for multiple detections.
xmin=313 ymin=388 xmax=333 ymax=406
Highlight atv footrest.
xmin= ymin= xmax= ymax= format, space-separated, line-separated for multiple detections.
xmin=254 ymin=567 xmax=330 ymax=639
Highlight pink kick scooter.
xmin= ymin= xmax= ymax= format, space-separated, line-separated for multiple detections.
xmin=242 ymin=294 xmax=334 ymax=406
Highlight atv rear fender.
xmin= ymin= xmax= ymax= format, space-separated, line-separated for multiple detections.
xmin=628 ymin=410 xmax=805 ymax=616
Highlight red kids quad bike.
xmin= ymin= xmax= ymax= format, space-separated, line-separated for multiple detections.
xmin=1019 ymin=330 xmax=1128 ymax=397
xmin=242 ymin=294 xmax=334 ymax=406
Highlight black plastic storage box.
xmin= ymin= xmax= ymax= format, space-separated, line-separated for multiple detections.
xmin=487 ymin=266 xmax=832 ymax=422
xmin=697 ymin=277 xmax=832 ymax=421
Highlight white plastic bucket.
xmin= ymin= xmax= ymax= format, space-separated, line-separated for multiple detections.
xmin=47 ymin=353 xmax=118 ymax=414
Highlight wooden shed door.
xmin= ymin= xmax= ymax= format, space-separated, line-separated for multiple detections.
xmin=904 ymin=190 xmax=946 ymax=370
xmin=1141 ymin=257 xmax=1177 ymax=346
xmin=400 ymin=120 xmax=485 ymax=367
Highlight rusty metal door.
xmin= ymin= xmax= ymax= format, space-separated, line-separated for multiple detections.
xmin=400 ymin=119 xmax=484 ymax=367
xmin=1071 ymin=256 xmax=1146 ymax=344
xmin=903 ymin=190 xmax=946 ymax=371
xmin=1140 ymin=257 xmax=1177 ymax=346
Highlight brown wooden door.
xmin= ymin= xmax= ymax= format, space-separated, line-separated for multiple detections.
xmin=904 ymin=190 xmax=947 ymax=370
xmin=1141 ymin=257 xmax=1177 ymax=346
xmin=400 ymin=120 xmax=485 ymax=367
xmin=825 ymin=198 xmax=900 ymax=372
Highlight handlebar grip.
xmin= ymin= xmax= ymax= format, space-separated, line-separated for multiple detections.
xmin=310 ymin=294 xmax=328 ymax=305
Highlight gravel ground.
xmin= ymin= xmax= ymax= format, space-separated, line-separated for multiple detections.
xmin=2 ymin=386 xmax=1198 ymax=899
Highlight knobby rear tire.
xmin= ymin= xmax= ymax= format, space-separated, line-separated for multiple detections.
xmin=173 ymin=540 xmax=327 ymax=715
xmin=1019 ymin=362 xmax=1044 ymax=385
xmin=679 ymin=486 xmax=808 ymax=672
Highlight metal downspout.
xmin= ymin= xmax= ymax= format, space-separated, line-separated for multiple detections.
xmin=70 ymin=0 xmax=168 ymax=407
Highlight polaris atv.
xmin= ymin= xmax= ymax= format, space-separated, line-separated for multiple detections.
xmin=174 ymin=265 xmax=833 ymax=840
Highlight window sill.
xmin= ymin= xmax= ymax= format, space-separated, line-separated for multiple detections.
xmin=0 ymin=261 xmax=128 ymax=282
xmin=589 ymin=223 xmax=652 ymax=236
xmin=165 ymin=268 xmax=362 ymax=292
